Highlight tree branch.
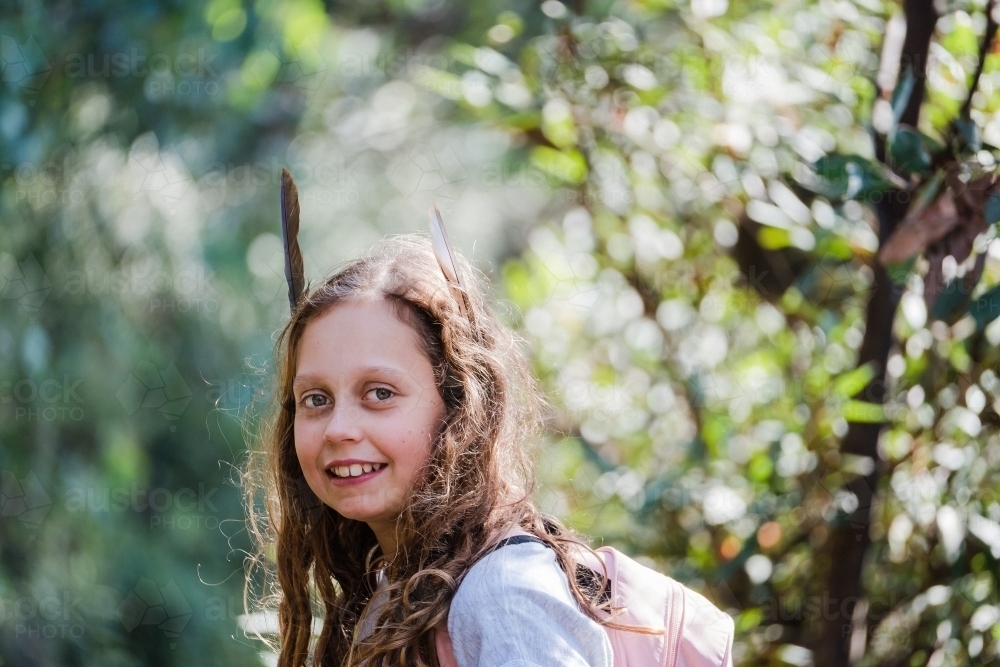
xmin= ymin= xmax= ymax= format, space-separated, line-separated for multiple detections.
xmin=958 ymin=0 xmax=999 ymax=122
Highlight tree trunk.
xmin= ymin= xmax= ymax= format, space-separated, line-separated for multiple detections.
xmin=814 ymin=2 xmax=939 ymax=665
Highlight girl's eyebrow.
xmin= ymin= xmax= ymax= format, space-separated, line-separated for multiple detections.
xmin=359 ymin=365 xmax=408 ymax=380
xmin=292 ymin=366 xmax=408 ymax=389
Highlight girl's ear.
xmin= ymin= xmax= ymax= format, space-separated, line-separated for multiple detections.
xmin=281 ymin=168 xmax=306 ymax=313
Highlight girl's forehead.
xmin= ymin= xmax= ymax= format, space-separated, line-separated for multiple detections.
xmin=295 ymin=299 xmax=430 ymax=375
xmin=306 ymin=298 xmax=399 ymax=334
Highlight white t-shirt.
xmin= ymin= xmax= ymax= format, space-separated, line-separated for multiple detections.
xmin=358 ymin=539 xmax=613 ymax=667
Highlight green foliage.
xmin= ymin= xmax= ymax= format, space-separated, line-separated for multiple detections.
xmin=426 ymin=1 xmax=1000 ymax=665
xmin=4 ymin=0 xmax=1000 ymax=666
xmin=0 ymin=0 xmax=551 ymax=665
xmin=808 ymin=155 xmax=893 ymax=202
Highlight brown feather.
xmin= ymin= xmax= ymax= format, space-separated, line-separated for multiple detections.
xmin=281 ymin=168 xmax=305 ymax=312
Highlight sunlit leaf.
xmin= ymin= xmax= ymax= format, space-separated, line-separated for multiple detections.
xmin=832 ymin=362 xmax=876 ymax=398
xmin=529 ymin=146 xmax=588 ymax=184
xmin=842 ymin=400 xmax=885 ymax=423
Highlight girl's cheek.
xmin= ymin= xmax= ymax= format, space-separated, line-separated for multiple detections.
xmin=292 ymin=423 xmax=314 ymax=459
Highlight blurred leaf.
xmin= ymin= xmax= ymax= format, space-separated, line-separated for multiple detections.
xmin=748 ymin=453 xmax=774 ymax=482
xmin=808 ymin=154 xmax=892 ymax=202
xmin=833 ymin=362 xmax=876 ymax=398
xmin=986 ymin=193 xmax=1000 ymax=226
xmin=889 ymin=67 xmax=915 ymax=135
xmin=757 ymin=226 xmax=792 ymax=249
xmin=413 ymin=66 xmax=463 ymax=100
xmin=529 ymin=146 xmax=588 ymax=184
xmin=842 ymin=400 xmax=885 ymax=423
xmin=736 ymin=608 xmax=764 ymax=632
xmin=954 ymin=117 xmax=982 ymax=153
xmin=932 ymin=277 xmax=973 ymax=322
xmin=969 ymin=284 xmax=1000 ymax=330
xmin=887 ymin=126 xmax=933 ymax=176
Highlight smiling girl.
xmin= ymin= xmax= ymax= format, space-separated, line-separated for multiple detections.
xmin=245 ymin=234 xmax=632 ymax=667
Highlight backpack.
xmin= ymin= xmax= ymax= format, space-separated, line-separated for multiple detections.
xmin=435 ymin=535 xmax=735 ymax=667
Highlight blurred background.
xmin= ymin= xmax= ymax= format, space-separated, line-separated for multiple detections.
xmin=3 ymin=0 xmax=1000 ymax=665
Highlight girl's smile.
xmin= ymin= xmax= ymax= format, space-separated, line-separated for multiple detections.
xmin=325 ymin=459 xmax=388 ymax=485
xmin=292 ymin=298 xmax=446 ymax=554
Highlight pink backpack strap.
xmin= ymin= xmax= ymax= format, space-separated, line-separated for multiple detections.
xmin=435 ymin=627 xmax=458 ymax=667
xmin=672 ymin=583 xmax=734 ymax=667
xmin=663 ymin=577 xmax=685 ymax=667
xmin=588 ymin=546 xmax=670 ymax=667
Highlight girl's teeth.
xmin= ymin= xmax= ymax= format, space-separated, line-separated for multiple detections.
xmin=330 ymin=463 xmax=385 ymax=477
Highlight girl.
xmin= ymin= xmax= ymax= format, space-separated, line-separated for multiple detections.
xmin=244 ymin=234 xmax=626 ymax=667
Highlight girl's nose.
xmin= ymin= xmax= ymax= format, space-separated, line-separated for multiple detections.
xmin=322 ymin=401 xmax=364 ymax=444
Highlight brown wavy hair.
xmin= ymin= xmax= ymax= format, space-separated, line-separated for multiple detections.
xmin=243 ymin=234 xmax=639 ymax=667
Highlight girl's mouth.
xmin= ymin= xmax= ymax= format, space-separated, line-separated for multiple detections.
xmin=325 ymin=462 xmax=387 ymax=486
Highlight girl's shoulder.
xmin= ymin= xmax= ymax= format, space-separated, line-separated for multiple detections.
xmin=454 ymin=537 xmax=566 ymax=601
xmin=447 ymin=539 xmax=614 ymax=667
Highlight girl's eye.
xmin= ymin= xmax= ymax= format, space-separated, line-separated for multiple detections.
xmin=301 ymin=393 xmax=329 ymax=408
xmin=368 ymin=387 xmax=394 ymax=401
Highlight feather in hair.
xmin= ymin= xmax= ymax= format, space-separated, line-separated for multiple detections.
xmin=428 ymin=204 xmax=471 ymax=320
xmin=280 ymin=168 xmax=305 ymax=313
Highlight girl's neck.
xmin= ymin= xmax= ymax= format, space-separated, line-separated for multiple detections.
xmin=369 ymin=520 xmax=398 ymax=558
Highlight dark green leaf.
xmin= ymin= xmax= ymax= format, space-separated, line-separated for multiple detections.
xmin=955 ymin=117 xmax=982 ymax=153
xmin=914 ymin=171 xmax=946 ymax=210
xmin=932 ymin=278 xmax=973 ymax=321
xmin=986 ymin=193 xmax=1000 ymax=226
xmin=889 ymin=67 xmax=915 ymax=134
xmin=808 ymin=154 xmax=892 ymax=202
xmin=920 ymin=132 xmax=945 ymax=158
xmin=970 ymin=284 xmax=1000 ymax=330
xmin=888 ymin=127 xmax=933 ymax=176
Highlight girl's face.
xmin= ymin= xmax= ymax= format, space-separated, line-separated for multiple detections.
xmin=292 ymin=299 xmax=446 ymax=549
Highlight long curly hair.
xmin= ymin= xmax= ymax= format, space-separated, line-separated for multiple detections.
xmin=243 ymin=234 xmax=632 ymax=667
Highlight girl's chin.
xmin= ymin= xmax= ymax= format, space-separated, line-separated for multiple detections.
xmin=328 ymin=502 xmax=397 ymax=525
